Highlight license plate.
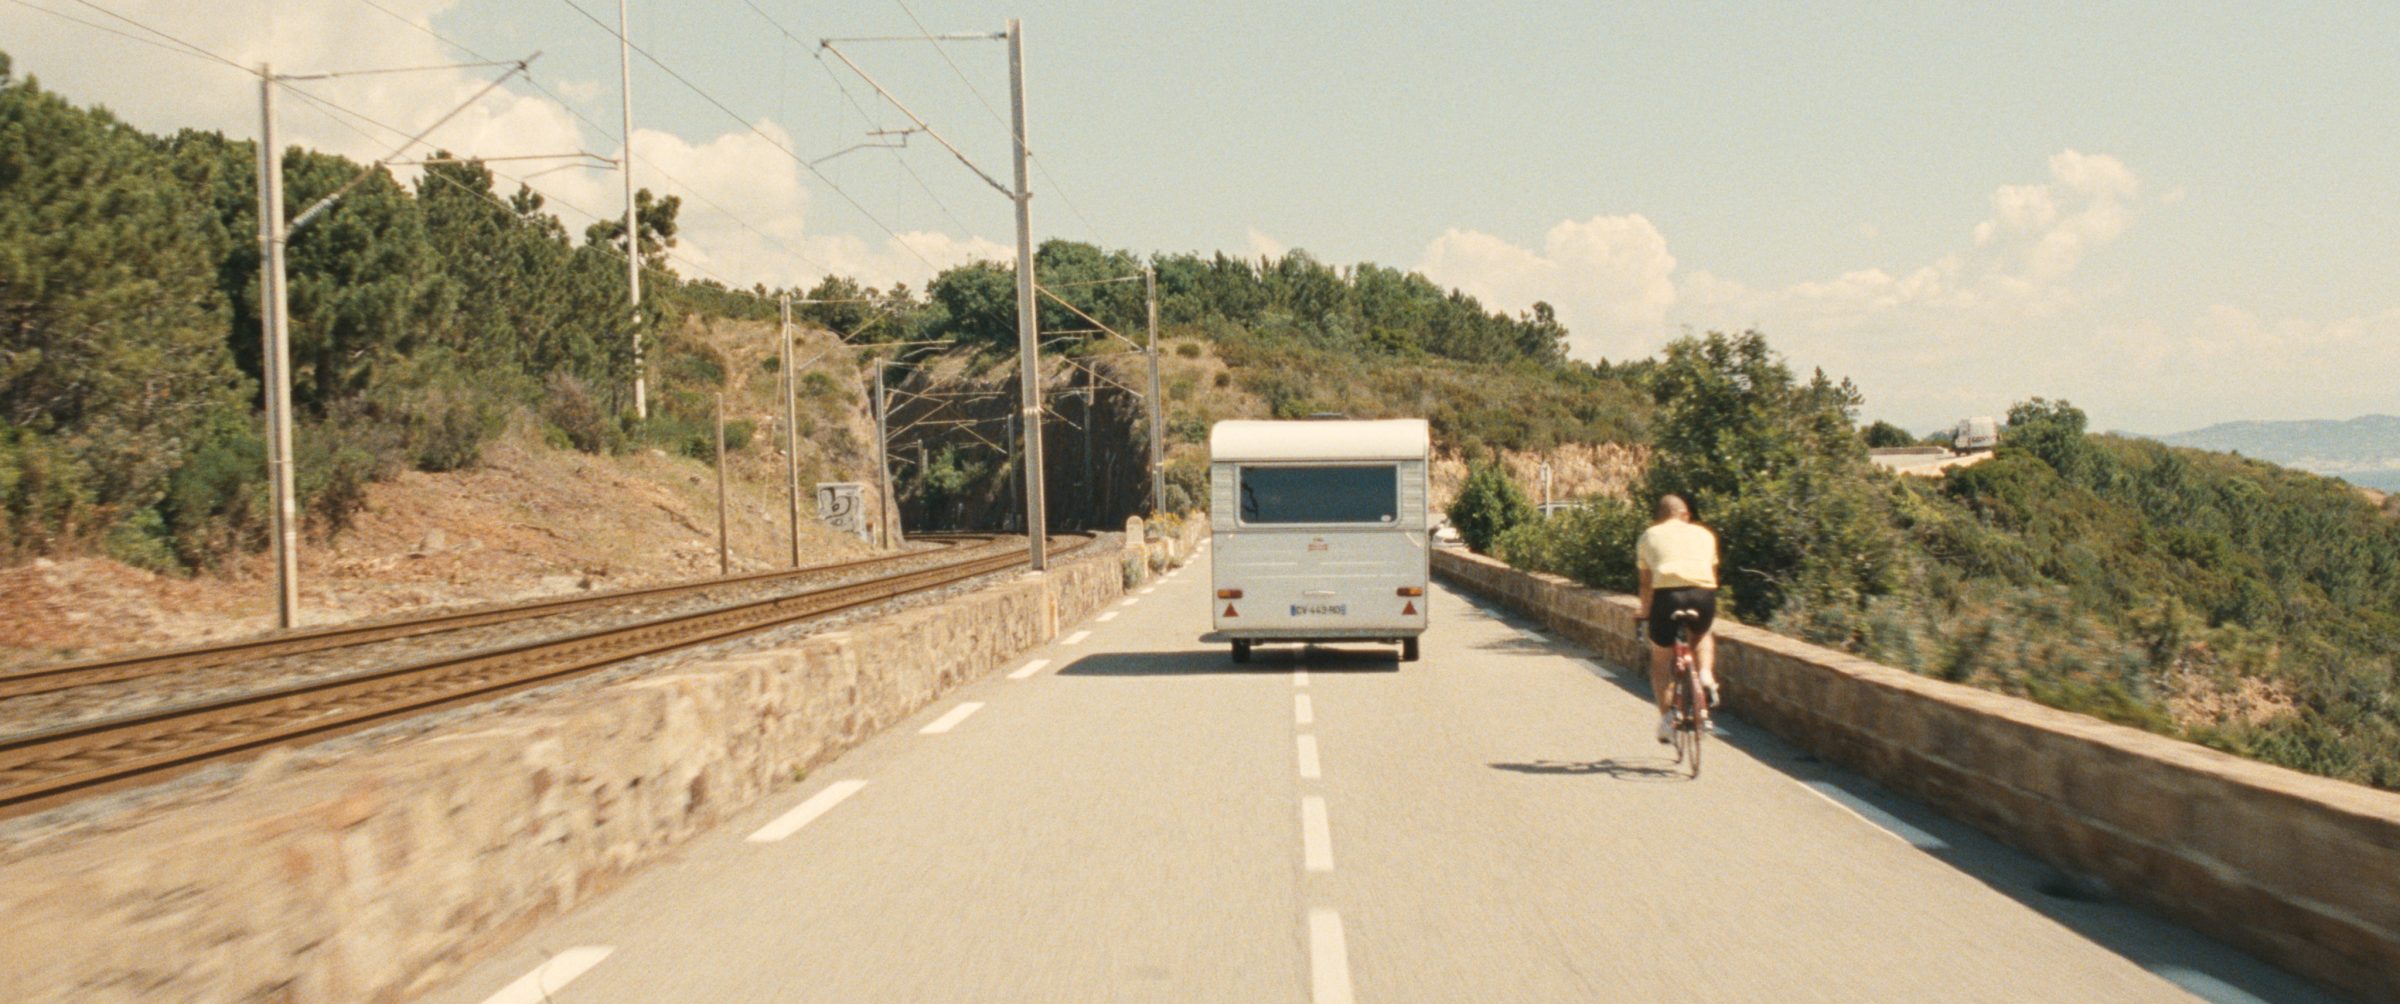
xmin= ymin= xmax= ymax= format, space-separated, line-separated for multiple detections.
xmin=1291 ymin=603 xmax=1347 ymax=616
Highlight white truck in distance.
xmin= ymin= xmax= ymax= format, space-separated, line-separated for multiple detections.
xmin=1953 ymin=416 xmax=2001 ymax=452
xmin=1208 ymin=419 xmax=1432 ymax=663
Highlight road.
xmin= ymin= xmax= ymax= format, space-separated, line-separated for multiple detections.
xmin=423 ymin=542 xmax=2336 ymax=1004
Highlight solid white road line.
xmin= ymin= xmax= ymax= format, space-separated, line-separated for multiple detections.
xmin=1294 ymin=693 xmax=1314 ymax=725
xmin=1301 ymin=796 xmax=1335 ymax=872
xmin=480 ymin=945 xmax=614 ymax=1004
xmin=1007 ymin=658 xmax=1052 ymax=680
xmin=919 ymin=702 xmax=985 ymax=735
xmin=1296 ymin=735 xmax=1322 ymax=779
xmin=1063 ymin=630 xmax=1092 ymax=645
xmin=1308 ymin=909 xmax=1355 ymax=1004
xmin=1799 ymin=779 xmax=1949 ymax=849
xmin=746 ymin=780 xmax=868 ymax=843
xmin=1294 ymin=668 xmax=1309 ymax=688
xmin=1096 ymin=611 xmax=1119 ymax=622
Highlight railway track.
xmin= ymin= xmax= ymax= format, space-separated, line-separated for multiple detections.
xmin=0 ymin=532 xmax=1088 ymax=820
xmin=0 ymin=534 xmax=994 ymax=701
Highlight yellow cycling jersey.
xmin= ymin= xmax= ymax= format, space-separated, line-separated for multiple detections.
xmin=1636 ymin=519 xmax=1719 ymax=590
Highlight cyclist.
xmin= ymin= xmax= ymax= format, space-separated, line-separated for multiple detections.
xmin=1634 ymin=494 xmax=1719 ymax=744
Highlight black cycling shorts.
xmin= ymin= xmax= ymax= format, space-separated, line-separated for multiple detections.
xmin=1646 ymin=587 xmax=1717 ymax=647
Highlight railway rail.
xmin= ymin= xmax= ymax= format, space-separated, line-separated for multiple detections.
xmin=0 ymin=535 xmax=994 ymax=702
xmin=0 ymin=532 xmax=1089 ymax=820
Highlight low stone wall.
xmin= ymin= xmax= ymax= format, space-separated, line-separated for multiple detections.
xmin=0 ymin=540 xmax=1137 ymax=1004
xmin=1434 ymin=547 xmax=2400 ymax=1003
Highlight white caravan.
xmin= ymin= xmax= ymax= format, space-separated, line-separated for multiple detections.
xmin=1208 ymin=419 xmax=1431 ymax=663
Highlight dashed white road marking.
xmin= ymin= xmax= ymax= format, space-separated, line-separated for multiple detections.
xmin=1294 ymin=694 xmax=1314 ymax=725
xmin=1007 ymin=658 xmax=1052 ymax=680
xmin=1293 ymin=669 xmax=1309 ymax=688
xmin=1140 ymin=586 xmax=1156 ymax=595
xmin=747 ymin=780 xmax=868 ymax=843
xmin=1301 ymin=796 xmax=1335 ymax=872
xmin=480 ymin=945 xmax=614 ymax=1004
xmin=1296 ymin=735 xmax=1322 ymax=779
xmin=919 ymin=702 xmax=985 ymax=734
xmin=1119 ymin=597 xmax=1139 ymax=608
xmin=1063 ymin=630 xmax=1092 ymax=645
xmin=1582 ymin=658 xmax=1618 ymax=679
xmin=1308 ymin=909 xmax=1354 ymax=1004
xmin=1096 ymin=611 xmax=1119 ymax=622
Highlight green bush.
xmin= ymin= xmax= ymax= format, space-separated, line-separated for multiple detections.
xmin=1447 ymin=460 xmax=1533 ymax=554
xmin=541 ymin=373 xmax=621 ymax=454
xmin=723 ymin=419 xmax=755 ymax=452
xmin=1495 ymin=496 xmax=1644 ymax=591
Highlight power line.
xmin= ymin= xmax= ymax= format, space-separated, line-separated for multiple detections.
xmin=550 ymin=0 xmax=940 ymax=270
xmin=281 ymin=82 xmax=761 ymax=297
xmin=350 ymin=0 xmax=838 ymax=281
xmin=59 ymin=0 xmax=247 ymax=71
xmin=886 ymin=0 xmax=1102 ymax=241
xmin=4 ymin=0 xmax=245 ymax=68
xmin=808 ymin=43 xmax=978 ymax=237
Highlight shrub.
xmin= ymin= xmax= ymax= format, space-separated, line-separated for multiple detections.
xmin=1174 ymin=341 xmax=1203 ymax=359
xmin=1496 ymin=496 xmax=1644 ymax=591
xmin=541 ymin=374 xmax=621 ymax=454
xmin=723 ymin=419 xmax=755 ymax=452
xmin=1447 ymin=459 xmax=1533 ymax=554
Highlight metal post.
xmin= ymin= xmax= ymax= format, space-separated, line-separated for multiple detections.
xmin=715 ymin=392 xmax=729 ymax=576
xmin=1144 ymin=265 xmax=1165 ymax=515
xmin=779 ymin=295 xmax=801 ymax=568
xmin=257 ymin=66 xmax=300 ymax=629
xmin=618 ymin=0 xmax=646 ymax=419
xmin=1006 ymin=19 xmax=1047 ymax=569
xmin=873 ymin=362 xmax=901 ymax=548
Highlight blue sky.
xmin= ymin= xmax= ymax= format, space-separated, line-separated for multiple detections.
xmin=4 ymin=1 xmax=2394 ymax=433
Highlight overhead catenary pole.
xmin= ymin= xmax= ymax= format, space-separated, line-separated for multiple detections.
xmin=1007 ymin=19 xmax=1047 ymax=569
xmin=256 ymin=65 xmax=300 ymax=629
xmin=618 ymin=0 xmax=646 ymax=419
xmin=715 ymin=392 xmax=730 ymax=575
xmin=1145 ymin=265 xmax=1166 ymax=515
xmin=873 ymin=361 xmax=902 ymax=549
xmin=780 ymin=295 xmax=801 ymax=568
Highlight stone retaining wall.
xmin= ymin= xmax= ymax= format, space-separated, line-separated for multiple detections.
xmin=0 ymin=538 xmax=1149 ymax=1004
xmin=1433 ymin=547 xmax=2400 ymax=1003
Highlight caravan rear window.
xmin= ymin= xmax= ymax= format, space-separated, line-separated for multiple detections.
xmin=1238 ymin=465 xmax=1398 ymax=525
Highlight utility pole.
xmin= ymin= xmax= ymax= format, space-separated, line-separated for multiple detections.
xmin=715 ymin=392 xmax=730 ymax=575
xmin=779 ymin=295 xmax=801 ymax=568
xmin=618 ymin=0 xmax=646 ymax=419
xmin=873 ymin=361 xmax=901 ymax=549
xmin=1144 ymin=265 xmax=1165 ymax=515
xmin=1007 ymin=18 xmax=1047 ymax=569
xmin=256 ymin=66 xmax=300 ymax=629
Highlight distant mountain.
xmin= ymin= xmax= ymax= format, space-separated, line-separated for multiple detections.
xmin=2156 ymin=415 xmax=2400 ymax=487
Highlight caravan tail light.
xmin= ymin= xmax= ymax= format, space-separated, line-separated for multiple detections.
xmin=1216 ymin=588 xmax=1244 ymax=599
xmin=1396 ymin=586 xmax=1424 ymax=597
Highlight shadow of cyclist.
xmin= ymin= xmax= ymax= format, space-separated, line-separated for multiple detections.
xmin=1486 ymin=758 xmax=1690 ymax=783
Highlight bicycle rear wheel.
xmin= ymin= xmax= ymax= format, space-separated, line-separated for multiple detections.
xmin=1683 ymin=677 xmax=1704 ymax=778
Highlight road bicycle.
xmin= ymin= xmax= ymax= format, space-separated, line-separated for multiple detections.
xmin=1668 ymin=608 xmax=1705 ymax=778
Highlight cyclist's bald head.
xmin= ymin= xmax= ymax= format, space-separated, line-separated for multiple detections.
xmin=1655 ymin=494 xmax=1689 ymax=521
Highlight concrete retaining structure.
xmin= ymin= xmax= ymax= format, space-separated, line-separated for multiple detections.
xmin=0 ymin=537 xmax=1155 ymax=1004
xmin=1434 ymin=547 xmax=2400 ymax=1003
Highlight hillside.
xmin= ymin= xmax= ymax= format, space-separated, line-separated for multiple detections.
xmin=1493 ymin=338 xmax=2400 ymax=790
xmin=2158 ymin=415 xmax=2400 ymax=489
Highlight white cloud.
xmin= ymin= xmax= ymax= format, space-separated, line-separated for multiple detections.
xmin=0 ymin=0 xmax=1000 ymax=292
xmin=1244 ymin=227 xmax=1288 ymax=260
xmin=1415 ymin=214 xmax=1678 ymax=360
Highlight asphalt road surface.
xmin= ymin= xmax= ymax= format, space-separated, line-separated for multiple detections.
xmin=423 ymin=542 xmax=2339 ymax=1004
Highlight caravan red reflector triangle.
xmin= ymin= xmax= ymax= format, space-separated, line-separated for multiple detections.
xmin=1403 ymin=601 xmax=1417 ymax=615
xmin=1223 ymin=604 xmax=1239 ymax=617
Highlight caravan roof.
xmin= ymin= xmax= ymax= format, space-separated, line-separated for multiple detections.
xmin=1209 ymin=419 xmax=1430 ymax=463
